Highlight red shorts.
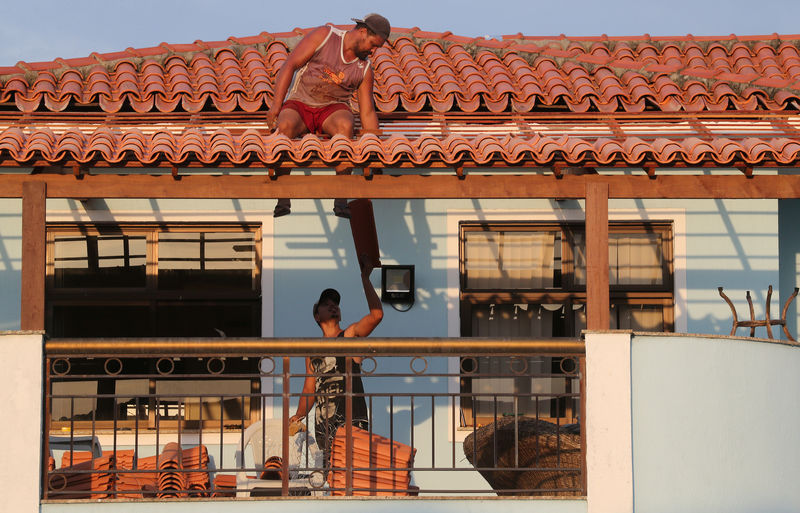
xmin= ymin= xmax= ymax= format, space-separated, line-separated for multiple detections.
xmin=281 ymin=100 xmax=350 ymax=134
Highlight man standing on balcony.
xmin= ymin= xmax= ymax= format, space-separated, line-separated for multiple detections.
xmin=289 ymin=254 xmax=383 ymax=467
xmin=265 ymin=13 xmax=390 ymax=219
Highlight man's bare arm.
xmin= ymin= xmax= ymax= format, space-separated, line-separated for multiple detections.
xmin=356 ymin=66 xmax=380 ymax=133
xmin=290 ymin=357 xmax=317 ymax=422
xmin=266 ymin=26 xmax=331 ymax=129
xmin=346 ymin=253 xmax=383 ymax=338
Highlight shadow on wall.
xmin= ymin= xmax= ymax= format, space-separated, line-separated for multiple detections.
xmin=274 ymin=199 xmax=449 ymax=338
xmin=0 ymin=270 xmax=22 ymax=330
xmin=779 ymin=198 xmax=800 ymax=339
xmin=0 ymin=221 xmax=22 ymax=329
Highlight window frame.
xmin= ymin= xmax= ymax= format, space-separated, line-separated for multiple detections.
xmin=459 ymin=221 xmax=674 ymax=425
xmin=45 ymin=222 xmax=264 ymax=432
xmin=46 ymin=223 xmax=263 ymax=336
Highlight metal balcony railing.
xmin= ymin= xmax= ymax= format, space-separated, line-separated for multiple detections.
xmin=43 ymin=338 xmax=585 ymax=499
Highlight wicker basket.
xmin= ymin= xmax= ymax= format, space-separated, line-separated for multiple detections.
xmin=463 ymin=417 xmax=582 ymax=496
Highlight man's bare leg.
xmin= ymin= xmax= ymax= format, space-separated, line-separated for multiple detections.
xmin=322 ymin=110 xmax=355 ymax=218
xmin=273 ymin=109 xmax=309 ymax=217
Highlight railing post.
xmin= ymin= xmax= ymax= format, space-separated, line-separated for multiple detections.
xmin=345 ymin=356 xmax=353 ymax=496
xmin=579 ymin=354 xmax=587 ymax=495
xmin=42 ymin=357 xmax=51 ymax=500
xmin=282 ymin=357 xmax=290 ymax=496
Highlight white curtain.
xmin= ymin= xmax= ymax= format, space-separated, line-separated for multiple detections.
xmin=574 ymin=233 xmax=662 ymax=285
xmin=612 ymin=305 xmax=664 ymax=331
xmin=465 ymin=231 xmax=556 ymax=289
xmin=470 ymin=304 xmax=561 ymax=419
xmin=610 ymin=234 xmax=663 ymax=285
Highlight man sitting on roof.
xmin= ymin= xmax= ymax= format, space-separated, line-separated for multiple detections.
xmin=266 ymin=13 xmax=390 ymax=219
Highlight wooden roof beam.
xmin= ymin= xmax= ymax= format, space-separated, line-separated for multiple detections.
xmin=3 ymin=173 xmax=800 ymax=199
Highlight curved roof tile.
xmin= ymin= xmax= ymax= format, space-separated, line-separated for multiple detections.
xmin=4 ymin=121 xmax=800 ymax=167
xmin=4 ymin=28 xmax=800 ymax=114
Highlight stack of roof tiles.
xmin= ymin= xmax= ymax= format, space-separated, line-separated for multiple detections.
xmin=48 ymin=454 xmax=116 ymax=499
xmin=117 ymin=453 xmax=159 ymax=498
xmin=155 ymin=442 xmax=210 ymax=498
xmin=329 ymin=426 xmax=416 ymax=496
xmin=259 ymin=455 xmax=284 ymax=480
xmin=60 ymin=449 xmax=134 ymax=469
xmin=182 ymin=445 xmax=211 ymax=496
xmin=157 ymin=442 xmax=185 ymax=498
xmin=211 ymin=473 xmax=237 ymax=497
xmin=47 ymin=445 xmax=211 ymax=499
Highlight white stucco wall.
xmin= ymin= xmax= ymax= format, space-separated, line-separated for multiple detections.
xmin=584 ymin=332 xmax=633 ymax=513
xmin=631 ymin=333 xmax=800 ymax=513
xmin=0 ymin=332 xmax=43 ymax=513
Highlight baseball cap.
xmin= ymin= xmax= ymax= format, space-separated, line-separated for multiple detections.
xmin=313 ymin=288 xmax=341 ymax=317
xmin=351 ymin=13 xmax=391 ymax=41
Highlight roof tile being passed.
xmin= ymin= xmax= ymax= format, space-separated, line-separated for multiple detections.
xmin=3 ymin=27 xmax=800 ymax=114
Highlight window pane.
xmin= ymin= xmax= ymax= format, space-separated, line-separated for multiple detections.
xmin=573 ymin=232 xmax=664 ymax=286
xmin=52 ymin=305 xmax=150 ymax=337
xmin=155 ymin=380 xmax=251 ymax=421
xmin=51 ymin=381 xmax=97 ymax=421
xmin=464 ymin=231 xmax=556 ymax=289
xmin=156 ymin=301 xmax=260 ymax=337
xmin=158 ymin=232 xmax=257 ymax=290
xmin=115 ymin=379 xmax=149 ymax=421
xmin=612 ymin=304 xmax=664 ymax=331
xmin=53 ymin=235 xmax=146 ymax=288
xmin=472 ymin=356 xmax=569 ymax=419
xmin=611 ymin=234 xmax=663 ymax=285
xmin=469 ymin=304 xmax=579 ymax=420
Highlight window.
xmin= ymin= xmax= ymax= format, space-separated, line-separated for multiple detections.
xmin=459 ymin=221 xmax=673 ymax=425
xmin=47 ymin=224 xmax=261 ymax=337
xmin=46 ymin=223 xmax=262 ymax=429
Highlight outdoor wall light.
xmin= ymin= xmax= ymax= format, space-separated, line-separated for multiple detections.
xmin=381 ymin=265 xmax=415 ymax=312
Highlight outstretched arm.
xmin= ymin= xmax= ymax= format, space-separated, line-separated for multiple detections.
xmin=356 ymin=66 xmax=380 ymax=133
xmin=345 ymin=253 xmax=383 ymax=338
xmin=266 ymin=25 xmax=331 ymax=129
xmin=290 ymin=357 xmax=316 ymax=422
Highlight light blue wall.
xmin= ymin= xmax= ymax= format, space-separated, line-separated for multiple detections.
xmin=0 ymin=194 xmax=781 ymax=337
xmin=630 ymin=334 xmax=800 ymax=513
xmin=275 ymin=197 xmax=780 ymax=339
xmin=0 ymin=199 xmax=21 ymax=330
xmin=778 ymin=199 xmax=800 ymax=338
xmin=610 ymin=198 xmax=780 ymax=336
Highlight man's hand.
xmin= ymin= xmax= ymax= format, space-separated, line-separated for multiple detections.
xmin=266 ymin=109 xmax=279 ymax=132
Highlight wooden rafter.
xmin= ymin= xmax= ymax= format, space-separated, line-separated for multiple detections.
xmin=3 ymin=173 xmax=800 ymax=200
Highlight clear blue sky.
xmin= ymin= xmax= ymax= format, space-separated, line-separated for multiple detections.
xmin=3 ymin=0 xmax=800 ymax=66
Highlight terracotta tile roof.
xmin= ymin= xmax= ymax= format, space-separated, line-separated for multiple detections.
xmin=3 ymin=27 xmax=800 ymax=114
xmin=3 ymin=112 xmax=800 ymax=168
